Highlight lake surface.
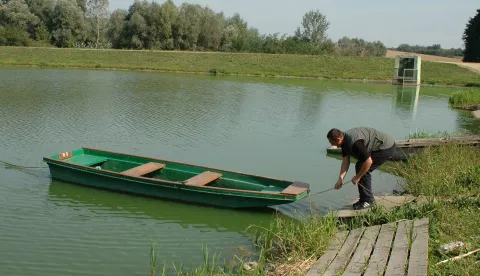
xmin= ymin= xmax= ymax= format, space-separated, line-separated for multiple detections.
xmin=1 ymin=67 xmax=478 ymax=275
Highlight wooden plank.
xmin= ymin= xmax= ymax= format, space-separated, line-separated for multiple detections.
xmin=342 ymin=225 xmax=381 ymax=276
xmin=385 ymin=220 xmax=412 ymax=276
xmin=121 ymin=162 xmax=165 ymax=177
xmin=363 ymin=222 xmax=396 ymax=276
xmin=407 ymin=218 xmax=429 ymax=276
xmin=184 ymin=171 xmax=222 ymax=186
xmin=306 ymin=231 xmax=349 ymax=276
xmin=322 ymin=227 xmax=364 ymax=276
xmin=280 ymin=181 xmax=309 ymax=195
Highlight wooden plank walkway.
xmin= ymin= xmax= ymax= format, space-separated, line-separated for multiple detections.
xmin=306 ymin=218 xmax=429 ymax=276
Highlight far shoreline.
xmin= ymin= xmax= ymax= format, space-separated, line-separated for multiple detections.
xmin=1 ymin=46 xmax=479 ymax=88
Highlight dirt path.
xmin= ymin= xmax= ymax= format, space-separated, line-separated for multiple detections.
xmin=386 ymin=50 xmax=480 ymax=74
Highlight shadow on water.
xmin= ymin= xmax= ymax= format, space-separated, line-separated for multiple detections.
xmin=47 ymin=180 xmax=285 ymax=234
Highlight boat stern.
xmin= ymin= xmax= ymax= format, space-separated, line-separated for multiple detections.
xmin=280 ymin=181 xmax=310 ymax=198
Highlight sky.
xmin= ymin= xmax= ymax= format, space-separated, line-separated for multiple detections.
xmin=110 ymin=0 xmax=479 ymax=49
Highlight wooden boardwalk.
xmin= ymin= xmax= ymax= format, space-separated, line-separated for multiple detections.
xmin=306 ymin=218 xmax=429 ymax=276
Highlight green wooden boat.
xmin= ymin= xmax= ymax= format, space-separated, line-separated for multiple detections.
xmin=43 ymin=147 xmax=310 ymax=208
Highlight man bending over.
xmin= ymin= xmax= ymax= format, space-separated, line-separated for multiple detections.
xmin=327 ymin=127 xmax=396 ymax=210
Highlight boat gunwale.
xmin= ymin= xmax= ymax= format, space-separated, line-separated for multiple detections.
xmin=327 ymin=135 xmax=480 ymax=152
xmin=43 ymin=147 xmax=309 ymax=199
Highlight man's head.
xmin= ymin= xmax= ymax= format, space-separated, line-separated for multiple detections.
xmin=327 ymin=128 xmax=344 ymax=147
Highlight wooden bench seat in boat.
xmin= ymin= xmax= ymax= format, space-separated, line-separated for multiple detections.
xmin=121 ymin=162 xmax=165 ymax=177
xmin=280 ymin=181 xmax=310 ymax=195
xmin=184 ymin=171 xmax=222 ymax=187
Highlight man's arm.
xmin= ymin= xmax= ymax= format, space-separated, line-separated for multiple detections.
xmin=335 ymin=155 xmax=350 ymax=189
xmin=339 ymin=155 xmax=350 ymax=180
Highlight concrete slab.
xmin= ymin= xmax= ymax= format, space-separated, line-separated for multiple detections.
xmin=333 ymin=195 xmax=417 ymax=218
xmin=473 ymin=110 xmax=480 ymax=119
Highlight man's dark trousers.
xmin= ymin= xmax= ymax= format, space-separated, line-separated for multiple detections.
xmin=355 ymin=143 xmax=397 ymax=203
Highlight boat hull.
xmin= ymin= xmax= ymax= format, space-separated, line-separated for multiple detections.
xmin=326 ymin=135 xmax=480 ymax=161
xmin=326 ymin=145 xmax=423 ymax=161
xmin=44 ymin=148 xmax=309 ymax=209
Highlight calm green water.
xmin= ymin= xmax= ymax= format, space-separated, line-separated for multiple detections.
xmin=0 ymin=67 xmax=479 ymax=275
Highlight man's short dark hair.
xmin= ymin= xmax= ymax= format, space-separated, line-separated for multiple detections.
xmin=327 ymin=128 xmax=343 ymax=140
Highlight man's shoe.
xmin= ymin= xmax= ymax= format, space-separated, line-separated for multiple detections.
xmin=352 ymin=201 xmax=374 ymax=210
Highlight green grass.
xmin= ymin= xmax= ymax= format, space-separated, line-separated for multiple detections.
xmin=248 ymin=211 xmax=338 ymax=275
xmin=1 ymin=46 xmax=480 ymax=87
xmin=449 ymin=89 xmax=480 ymax=110
xmin=149 ymin=241 xmax=264 ymax=276
xmin=407 ymin=130 xmax=466 ymax=139
xmin=389 ymin=145 xmax=480 ymax=197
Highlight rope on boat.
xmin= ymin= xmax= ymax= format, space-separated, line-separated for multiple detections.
xmin=0 ymin=160 xmax=47 ymax=169
xmin=309 ymin=180 xmax=402 ymax=206
xmin=0 ymin=160 xmax=47 ymax=178
xmin=310 ymin=181 xmax=352 ymax=196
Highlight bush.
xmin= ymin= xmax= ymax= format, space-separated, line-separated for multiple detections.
xmin=0 ymin=26 xmax=30 ymax=46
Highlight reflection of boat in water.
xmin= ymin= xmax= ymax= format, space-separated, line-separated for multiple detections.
xmin=326 ymin=135 xmax=480 ymax=161
xmin=47 ymin=180 xmax=279 ymax=235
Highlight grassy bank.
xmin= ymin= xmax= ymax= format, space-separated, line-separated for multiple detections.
xmin=449 ymin=90 xmax=480 ymax=110
xmin=1 ymin=46 xmax=480 ymax=87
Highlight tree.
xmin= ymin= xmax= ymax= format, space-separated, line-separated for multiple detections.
xmin=51 ymin=0 xmax=87 ymax=47
xmin=462 ymin=9 xmax=480 ymax=62
xmin=0 ymin=0 xmax=39 ymax=44
xmin=295 ymin=10 xmax=329 ymax=46
xmin=107 ymin=9 xmax=126 ymax=48
xmin=126 ymin=11 xmax=147 ymax=49
xmin=76 ymin=0 xmax=87 ymax=13
xmin=221 ymin=13 xmax=247 ymax=52
xmin=159 ymin=0 xmax=177 ymax=49
xmin=0 ymin=0 xmax=38 ymax=30
xmin=87 ymin=0 xmax=109 ymax=48
xmin=197 ymin=7 xmax=223 ymax=50
xmin=173 ymin=3 xmax=202 ymax=50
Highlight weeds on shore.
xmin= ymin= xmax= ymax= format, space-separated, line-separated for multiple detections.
xmin=449 ymin=89 xmax=480 ymax=110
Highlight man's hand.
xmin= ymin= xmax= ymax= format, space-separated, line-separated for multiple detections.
xmin=352 ymin=175 xmax=361 ymax=185
xmin=334 ymin=178 xmax=343 ymax=190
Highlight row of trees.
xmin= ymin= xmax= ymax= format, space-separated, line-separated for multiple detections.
xmin=0 ymin=0 xmax=387 ymax=56
xmin=394 ymin=44 xmax=463 ymax=58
